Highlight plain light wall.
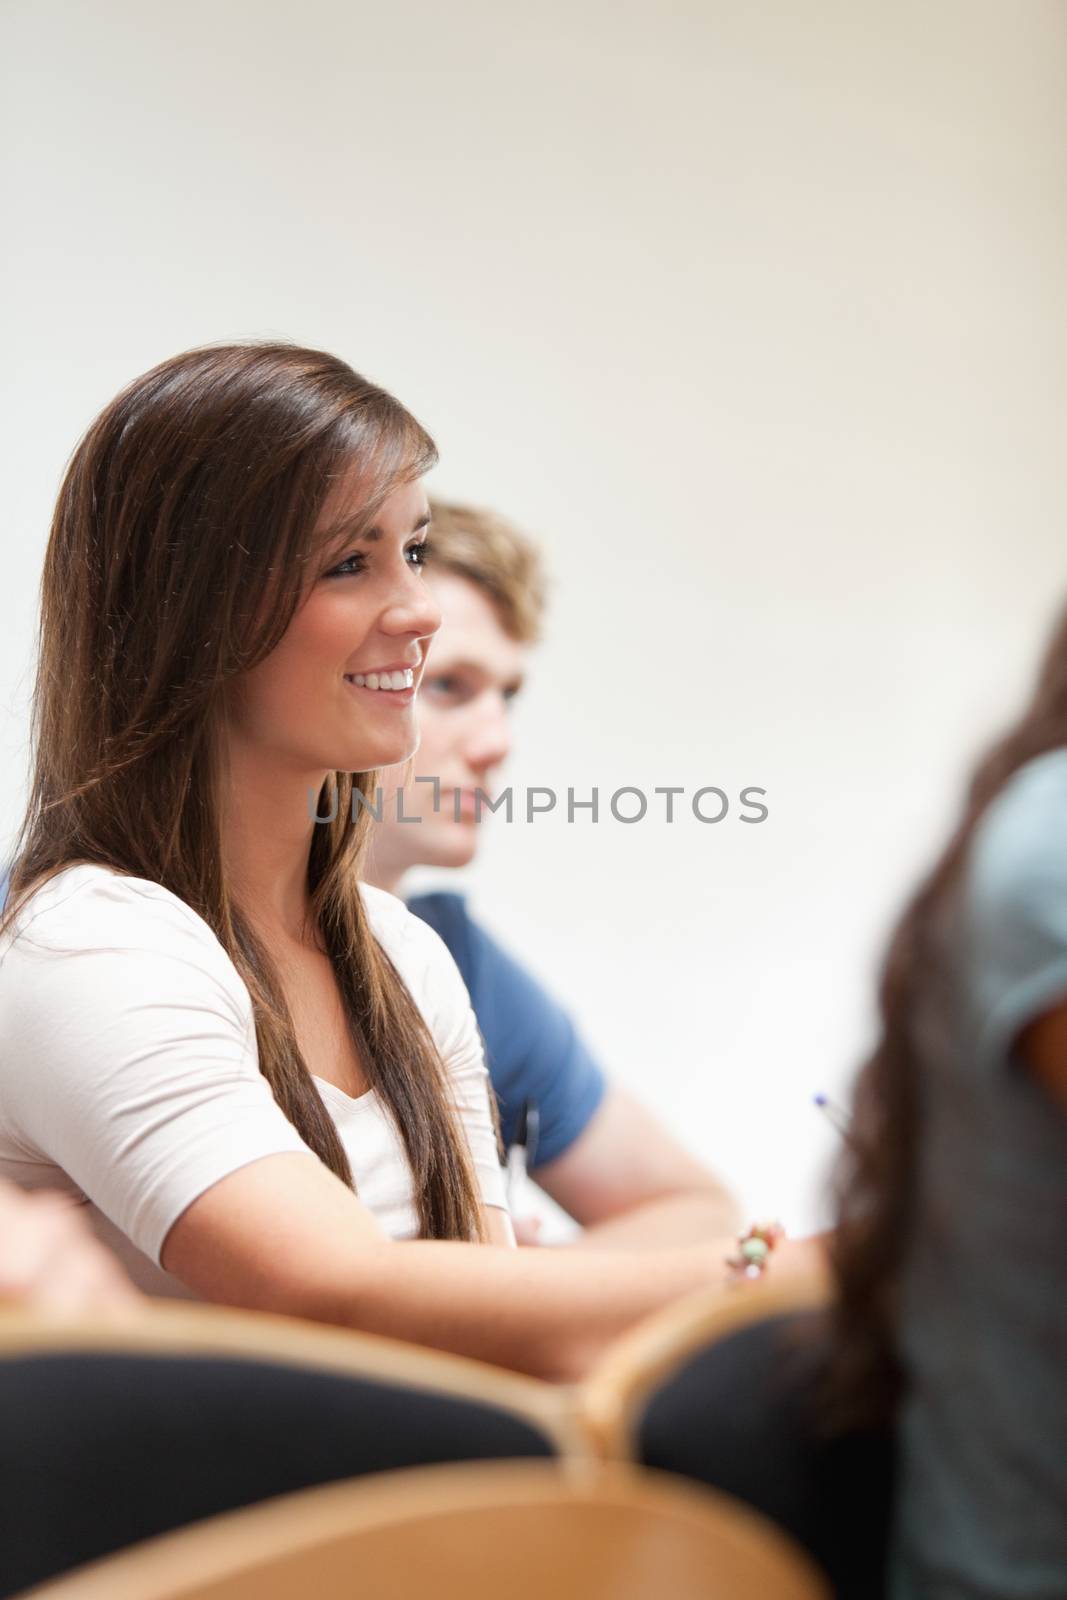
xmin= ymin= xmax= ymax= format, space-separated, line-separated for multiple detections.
xmin=3 ymin=0 xmax=1066 ymax=1231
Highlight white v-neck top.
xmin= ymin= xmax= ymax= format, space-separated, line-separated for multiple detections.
xmin=0 ymin=865 xmax=507 ymax=1296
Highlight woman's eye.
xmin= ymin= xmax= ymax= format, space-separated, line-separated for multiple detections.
xmin=325 ymin=538 xmax=428 ymax=580
xmin=326 ymin=551 xmax=367 ymax=579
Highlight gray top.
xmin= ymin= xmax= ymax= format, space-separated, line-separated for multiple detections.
xmin=894 ymin=749 xmax=1067 ymax=1598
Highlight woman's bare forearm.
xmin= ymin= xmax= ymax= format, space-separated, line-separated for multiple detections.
xmin=307 ymin=1237 xmax=730 ymax=1382
xmin=162 ymin=1157 xmax=732 ymax=1382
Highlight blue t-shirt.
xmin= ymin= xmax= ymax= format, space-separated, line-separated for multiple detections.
xmin=407 ymin=892 xmax=606 ymax=1166
xmin=894 ymin=749 xmax=1067 ymax=1599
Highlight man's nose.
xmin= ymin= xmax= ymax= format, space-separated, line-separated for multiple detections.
xmin=463 ymin=693 xmax=513 ymax=774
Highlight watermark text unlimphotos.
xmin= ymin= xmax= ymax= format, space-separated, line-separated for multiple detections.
xmin=309 ymin=780 xmax=769 ymax=826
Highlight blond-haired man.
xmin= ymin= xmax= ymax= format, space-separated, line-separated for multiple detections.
xmin=365 ymin=502 xmax=739 ymax=1246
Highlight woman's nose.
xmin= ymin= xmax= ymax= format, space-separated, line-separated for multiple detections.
xmin=381 ymin=565 xmax=442 ymax=643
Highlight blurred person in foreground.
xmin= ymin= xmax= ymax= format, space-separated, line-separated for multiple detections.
xmin=566 ymin=604 xmax=1067 ymax=1599
xmin=364 ymin=500 xmax=740 ymax=1246
xmin=827 ymin=604 xmax=1067 ymax=1598
xmin=0 ymin=1179 xmax=139 ymax=1314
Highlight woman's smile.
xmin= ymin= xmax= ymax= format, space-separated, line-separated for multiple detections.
xmin=227 ymin=478 xmax=440 ymax=776
xmin=343 ymin=657 xmax=420 ymax=700
xmin=343 ymin=674 xmax=418 ymax=706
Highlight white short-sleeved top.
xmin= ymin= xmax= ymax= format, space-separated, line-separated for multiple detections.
xmin=0 ymin=865 xmax=507 ymax=1296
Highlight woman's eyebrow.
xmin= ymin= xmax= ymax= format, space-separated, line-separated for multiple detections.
xmin=358 ymin=511 xmax=432 ymax=545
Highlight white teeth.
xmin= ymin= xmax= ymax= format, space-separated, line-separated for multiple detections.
xmin=345 ymin=668 xmax=415 ymax=692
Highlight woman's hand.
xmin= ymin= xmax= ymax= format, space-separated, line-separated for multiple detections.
xmin=0 ymin=1181 xmax=141 ymax=1314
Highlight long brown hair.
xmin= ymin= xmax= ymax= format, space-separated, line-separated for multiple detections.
xmin=3 ymin=341 xmax=486 ymax=1243
xmin=828 ymin=600 xmax=1067 ymax=1427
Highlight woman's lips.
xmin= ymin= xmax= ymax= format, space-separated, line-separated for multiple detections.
xmin=344 ymin=665 xmax=416 ymax=691
xmin=343 ymin=676 xmax=416 ymax=706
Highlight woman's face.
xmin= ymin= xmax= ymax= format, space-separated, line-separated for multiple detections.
xmin=226 ymin=475 xmax=440 ymax=777
xmin=377 ymin=572 xmax=528 ymax=870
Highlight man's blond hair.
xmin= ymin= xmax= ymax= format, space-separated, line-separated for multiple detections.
xmin=426 ymin=500 xmax=547 ymax=644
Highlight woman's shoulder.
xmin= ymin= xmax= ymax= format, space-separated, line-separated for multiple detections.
xmin=359 ymin=880 xmax=472 ymax=1020
xmin=960 ymin=751 xmax=1067 ymax=1058
xmin=2 ymin=863 xmax=243 ymax=992
xmin=357 ymin=878 xmax=412 ymax=934
xmin=359 ymin=879 xmax=448 ymax=968
xmin=987 ymin=745 xmax=1067 ymax=815
xmin=968 ymin=749 xmax=1067 ymax=908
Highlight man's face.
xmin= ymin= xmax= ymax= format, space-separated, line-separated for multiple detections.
xmin=378 ymin=570 xmax=529 ymax=870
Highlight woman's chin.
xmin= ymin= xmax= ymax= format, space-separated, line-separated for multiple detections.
xmin=346 ymin=733 xmax=419 ymax=773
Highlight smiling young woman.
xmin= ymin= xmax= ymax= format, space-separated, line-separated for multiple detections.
xmin=0 ymin=343 xmax=794 ymax=1380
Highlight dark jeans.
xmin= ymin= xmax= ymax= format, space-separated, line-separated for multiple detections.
xmin=0 ymin=1351 xmax=555 ymax=1598
xmin=635 ymin=1311 xmax=894 ymax=1600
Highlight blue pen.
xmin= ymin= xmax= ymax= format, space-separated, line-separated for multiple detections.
xmin=813 ymin=1092 xmax=852 ymax=1136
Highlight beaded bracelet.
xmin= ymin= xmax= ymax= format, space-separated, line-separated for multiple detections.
xmin=725 ymin=1221 xmax=784 ymax=1281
